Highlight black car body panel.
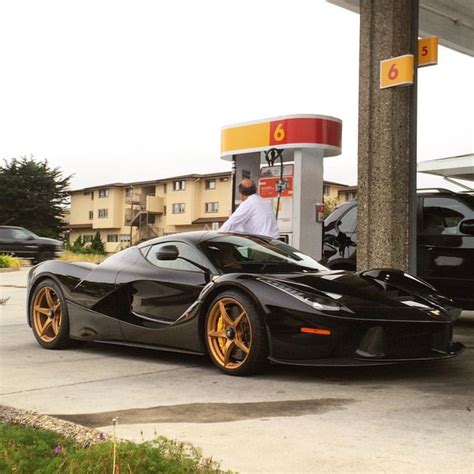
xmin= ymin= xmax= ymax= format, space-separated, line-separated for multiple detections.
xmin=321 ymin=191 xmax=474 ymax=309
xmin=27 ymin=231 xmax=464 ymax=367
xmin=0 ymin=226 xmax=62 ymax=262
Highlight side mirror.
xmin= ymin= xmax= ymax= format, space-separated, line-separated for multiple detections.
xmin=156 ymin=244 xmax=179 ymax=261
xmin=460 ymin=219 xmax=474 ymax=236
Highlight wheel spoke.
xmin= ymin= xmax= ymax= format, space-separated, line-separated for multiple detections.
xmin=53 ymin=315 xmax=61 ymax=334
xmin=218 ymin=301 xmax=233 ymax=327
xmin=44 ymin=288 xmax=55 ymax=308
xmin=208 ymin=329 xmax=226 ymax=338
xmin=34 ymin=305 xmax=50 ymax=316
xmin=234 ymin=337 xmax=250 ymax=354
xmin=223 ymin=339 xmax=235 ymax=367
xmin=232 ymin=311 xmax=246 ymax=329
xmin=40 ymin=319 xmax=53 ymax=337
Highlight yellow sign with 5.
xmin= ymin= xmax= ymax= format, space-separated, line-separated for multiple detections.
xmin=418 ymin=36 xmax=438 ymax=67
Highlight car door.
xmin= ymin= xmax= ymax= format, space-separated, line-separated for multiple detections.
xmin=116 ymin=241 xmax=210 ymax=345
xmin=0 ymin=228 xmax=38 ymax=258
xmin=418 ymin=195 xmax=474 ymax=306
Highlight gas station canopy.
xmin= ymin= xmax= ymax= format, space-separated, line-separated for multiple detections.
xmin=221 ymin=114 xmax=342 ymax=159
xmin=417 ymin=153 xmax=474 ymax=181
xmin=328 ymin=0 xmax=474 ymax=56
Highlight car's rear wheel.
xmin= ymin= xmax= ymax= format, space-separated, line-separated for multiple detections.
xmin=205 ymin=291 xmax=268 ymax=376
xmin=30 ymin=279 xmax=77 ymax=349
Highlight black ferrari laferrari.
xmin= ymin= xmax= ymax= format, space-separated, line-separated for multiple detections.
xmin=27 ymin=232 xmax=464 ymax=375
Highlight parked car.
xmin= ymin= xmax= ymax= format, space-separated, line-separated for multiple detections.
xmin=0 ymin=226 xmax=62 ymax=264
xmin=321 ymin=189 xmax=474 ymax=309
xmin=27 ymin=232 xmax=463 ymax=376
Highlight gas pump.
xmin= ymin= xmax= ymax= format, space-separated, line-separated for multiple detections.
xmin=221 ymin=115 xmax=342 ymax=259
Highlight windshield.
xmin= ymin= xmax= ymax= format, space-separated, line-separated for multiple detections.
xmin=199 ymin=235 xmax=328 ymax=274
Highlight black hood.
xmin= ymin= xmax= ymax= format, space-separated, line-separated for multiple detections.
xmin=261 ymin=269 xmax=461 ymax=323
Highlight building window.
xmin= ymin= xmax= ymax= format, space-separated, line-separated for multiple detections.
xmin=173 ymin=180 xmax=186 ymax=191
xmin=83 ymin=192 xmax=90 ymax=196
xmin=205 ymin=179 xmax=216 ymax=190
xmin=219 ymin=177 xmax=229 ymax=182
xmin=172 ymin=203 xmax=185 ymax=214
xmin=163 ymin=205 xmax=167 ymax=216
xmin=98 ymin=188 xmax=109 ymax=198
xmin=148 ymin=214 xmax=156 ymax=224
xmin=323 ymin=185 xmax=330 ymax=196
xmin=120 ymin=234 xmax=131 ymax=242
xmin=98 ymin=208 xmax=108 ymax=218
xmin=205 ymin=202 xmax=219 ymax=213
xmin=163 ymin=183 xmax=167 ymax=194
xmin=83 ymin=235 xmax=93 ymax=243
xmin=107 ymin=234 xmax=119 ymax=242
xmin=88 ymin=211 xmax=93 ymax=220
xmin=91 ymin=192 xmax=94 ymax=200
xmin=125 ymin=187 xmax=133 ymax=198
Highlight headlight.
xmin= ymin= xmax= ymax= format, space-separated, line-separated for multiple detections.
xmin=261 ymin=279 xmax=342 ymax=311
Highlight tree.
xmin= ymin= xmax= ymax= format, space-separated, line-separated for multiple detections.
xmin=90 ymin=231 xmax=105 ymax=255
xmin=324 ymin=195 xmax=339 ymax=218
xmin=0 ymin=157 xmax=71 ymax=238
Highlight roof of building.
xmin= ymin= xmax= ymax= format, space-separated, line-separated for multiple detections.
xmin=70 ymin=171 xmax=232 ymax=193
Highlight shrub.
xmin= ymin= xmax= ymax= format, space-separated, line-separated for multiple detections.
xmin=59 ymin=251 xmax=107 ymax=264
xmin=0 ymin=255 xmax=21 ymax=269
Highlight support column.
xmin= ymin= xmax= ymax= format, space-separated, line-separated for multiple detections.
xmin=293 ymin=148 xmax=324 ymax=260
xmin=357 ymin=0 xmax=418 ymax=273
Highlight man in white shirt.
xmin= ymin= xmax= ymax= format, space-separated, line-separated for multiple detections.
xmin=219 ymin=179 xmax=280 ymax=238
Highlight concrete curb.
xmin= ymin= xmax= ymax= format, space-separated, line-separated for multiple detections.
xmin=0 ymin=404 xmax=108 ymax=447
xmin=0 ymin=267 xmax=20 ymax=273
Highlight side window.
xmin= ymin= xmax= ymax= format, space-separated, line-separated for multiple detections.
xmin=0 ymin=228 xmax=14 ymax=238
xmin=12 ymin=229 xmax=29 ymax=239
xmin=338 ymin=207 xmax=357 ymax=234
xmin=422 ymin=197 xmax=470 ymax=235
xmin=146 ymin=242 xmax=206 ymax=272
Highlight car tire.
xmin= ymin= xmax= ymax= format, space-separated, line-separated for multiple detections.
xmin=30 ymin=279 xmax=79 ymax=349
xmin=205 ymin=290 xmax=268 ymax=376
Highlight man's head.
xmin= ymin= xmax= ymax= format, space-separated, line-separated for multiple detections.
xmin=238 ymin=179 xmax=257 ymax=201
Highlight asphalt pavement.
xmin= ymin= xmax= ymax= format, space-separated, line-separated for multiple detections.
xmin=1 ymin=267 xmax=473 ymax=473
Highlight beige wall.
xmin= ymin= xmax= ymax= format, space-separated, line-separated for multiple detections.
xmin=69 ymin=175 xmax=232 ymax=253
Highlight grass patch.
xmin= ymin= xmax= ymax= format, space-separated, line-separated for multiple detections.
xmin=59 ymin=251 xmax=107 ymax=264
xmin=0 ymin=422 xmax=228 ymax=473
xmin=0 ymin=255 xmax=20 ymax=269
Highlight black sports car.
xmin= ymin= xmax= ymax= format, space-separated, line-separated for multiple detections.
xmin=27 ymin=232 xmax=464 ymax=375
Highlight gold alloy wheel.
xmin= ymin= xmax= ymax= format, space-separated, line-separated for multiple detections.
xmin=32 ymin=287 xmax=62 ymax=343
xmin=207 ymin=297 xmax=252 ymax=370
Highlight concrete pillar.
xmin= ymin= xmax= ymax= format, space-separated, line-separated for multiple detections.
xmin=293 ymin=148 xmax=324 ymax=260
xmin=357 ymin=0 xmax=418 ymax=273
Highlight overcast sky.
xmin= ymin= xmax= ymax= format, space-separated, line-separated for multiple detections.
xmin=1 ymin=0 xmax=472 ymax=191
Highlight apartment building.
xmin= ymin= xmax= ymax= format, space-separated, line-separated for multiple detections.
xmin=68 ymin=172 xmax=232 ymax=253
xmin=68 ymin=171 xmax=354 ymax=253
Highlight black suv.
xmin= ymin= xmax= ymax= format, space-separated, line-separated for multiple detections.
xmin=0 ymin=226 xmax=62 ymax=264
xmin=321 ymin=189 xmax=474 ymax=309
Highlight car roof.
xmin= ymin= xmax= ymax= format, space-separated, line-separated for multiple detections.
xmin=137 ymin=231 xmax=244 ymax=248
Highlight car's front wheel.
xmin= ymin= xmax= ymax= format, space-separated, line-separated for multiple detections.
xmin=205 ymin=290 xmax=268 ymax=376
xmin=30 ymin=279 xmax=77 ymax=349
